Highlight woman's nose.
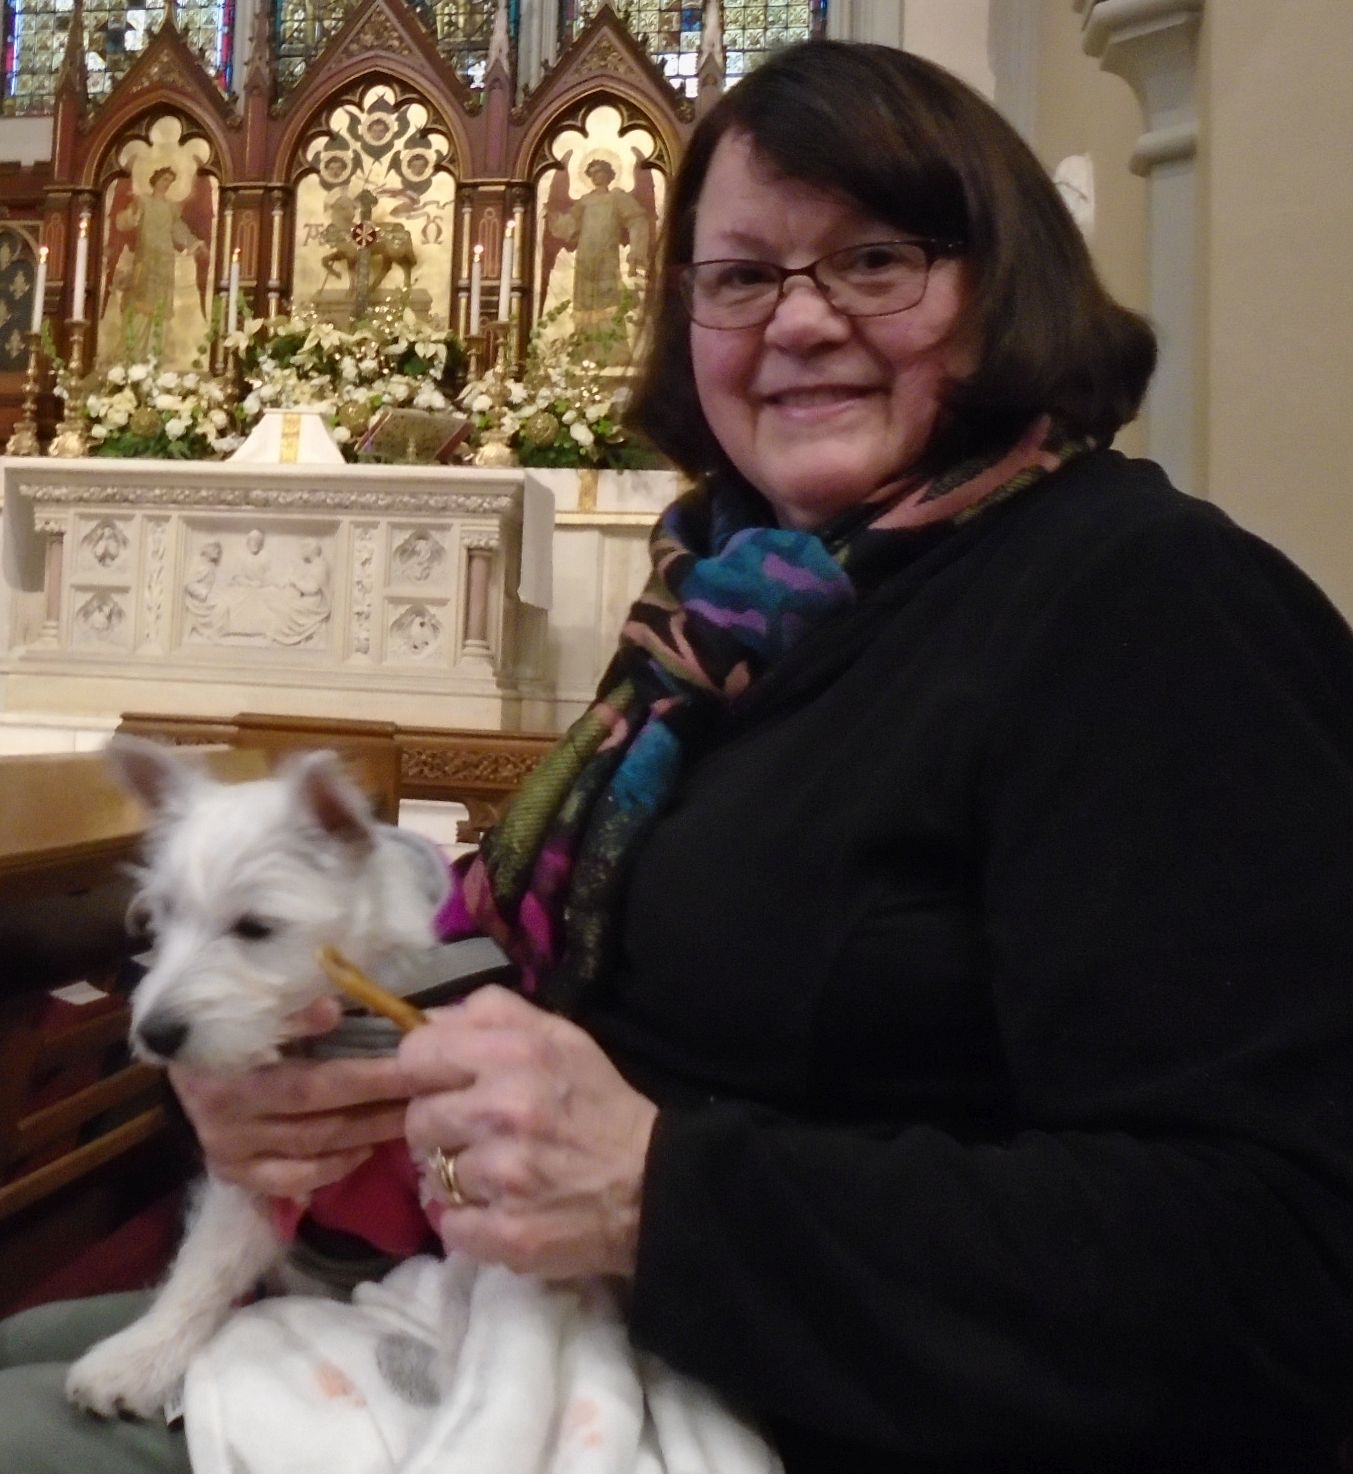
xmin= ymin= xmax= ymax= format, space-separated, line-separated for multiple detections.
xmin=760 ymin=277 xmax=853 ymax=351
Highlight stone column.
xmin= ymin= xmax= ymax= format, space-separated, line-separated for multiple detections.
xmin=1081 ymin=0 xmax=1205 ymax=493
xmin=826 ymin=0 xmax=906 ymax=45
xmin=36 ymin=514 xmax=66 ymax=644
xmin=463 ymin=532 xmax=499 ymax=660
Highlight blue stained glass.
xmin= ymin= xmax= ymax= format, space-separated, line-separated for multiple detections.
xmin=3 ymin=0 xmax=233 ymax=112
xmin=558 ymin=0 xmax=827 ymax=97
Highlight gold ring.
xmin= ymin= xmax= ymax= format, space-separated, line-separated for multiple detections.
xmin=428 ymin=1146 xmax=470 ymax=1208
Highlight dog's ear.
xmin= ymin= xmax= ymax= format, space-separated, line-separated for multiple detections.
xmin=104 ymin=734 xmax=197 ymax=817
xmin=284 ymin=750 xmax=375 ymax=853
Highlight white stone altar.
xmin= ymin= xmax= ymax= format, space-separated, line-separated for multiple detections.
xmin=0 ymin=457 xmax=678 ymax=747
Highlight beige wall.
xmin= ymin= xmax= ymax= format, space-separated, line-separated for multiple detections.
xmin=1031 ymin=3 xmax=1150 ymax=461
xmin=1200 ymin=1 xmax=1353 ymax=616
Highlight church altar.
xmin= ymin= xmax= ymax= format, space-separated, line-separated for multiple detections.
xmin=0 ymin=457 xmax=677 ymax=737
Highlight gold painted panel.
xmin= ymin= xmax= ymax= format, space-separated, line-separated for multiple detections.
xmin=535 ymin=102 xmax=665 ymax=357
xmin=292 ymin=84 xmax=457 ymax=327
xmin=95 ymin=115 xmax=218 ymax=370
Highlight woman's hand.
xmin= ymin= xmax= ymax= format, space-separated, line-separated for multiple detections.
xmin=399 ymin=985 xmax=659 ymax=1282
xmin=169 ymin=998 xmax=414 ymax=1201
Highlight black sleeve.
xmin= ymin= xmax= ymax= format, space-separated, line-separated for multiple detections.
xmin=627 ymin=503 xmax=1353 ymax=1467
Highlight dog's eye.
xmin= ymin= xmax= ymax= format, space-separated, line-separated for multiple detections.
xmin=230 ymin=915 xmax=274 ymax=941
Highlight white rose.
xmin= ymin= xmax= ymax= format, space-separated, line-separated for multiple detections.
xmin=570 ymin=422 xmax=595 ymax=448
xmin=584 ymin=401 xmax=608 ymax=423
xmin=258 ymin=383 xmax=278 ymax=403
xmin=89 ymin=424 xmax=108 ymax=441
xmin=389 ymin=381 xmax=411 ymax=402
xmin=209 ymin=408 xmax=229 ymax=429
xmin=127 ymin=364 xmax=149 ymax=383
xmin=158 ymin=370 xmax=180 ymax=389
xmin=153 ymin=392 xmax=181 ymax=411
xmin=105 ymin=407 xmax=130 ymax=428
xmin=164 ymin=417 xmax=187 ymax=439
xmin=561 ymin=409 xmax=577 ymax=425
xmin=243 ymin=392 xmax=262 ymax=416
xmin=181 ymin=372 xmax=200 ymax=390
xmin=332 ymin=425 xmax=351 ymax=444
xmin=500 ymin=413 xmax=520 ymax=437
xmin=508 ymin=381 xmax=527 ymax=405
xmin=107 ymin=364 xmax=127 ymax=385
xmin=471 ymin=393 xmax=493 ymax=414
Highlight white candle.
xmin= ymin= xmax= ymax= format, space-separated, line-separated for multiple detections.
xmin=469 ymin=243 xmax=483 ymax=335
xmin=226 ymin=247 xmax=240 ymax=335
xmin=31 ymin=244 xmax=47 ymax=334
xmin=498 ymin=220 xmax=515 ymax=321
xmin=72 ymin=214 xmax=89 ymax=321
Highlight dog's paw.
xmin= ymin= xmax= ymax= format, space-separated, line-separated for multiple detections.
xmin=65 ymin=1324 xmax=187 ymax=1420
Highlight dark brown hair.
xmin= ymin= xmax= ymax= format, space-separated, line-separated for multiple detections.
xmin=628 ymin=41 xmax=1157 ymax=479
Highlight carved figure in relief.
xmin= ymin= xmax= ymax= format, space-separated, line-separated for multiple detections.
xmin=394 ymin=528 xmax=444 ymax=583
xmin=270 ymin=540 xmax=333 ymax=647
xmin=85 ymin=520 xmax=128 ymax=567
xmin=76 ymin=591 xmax=125 ymax=640
xmin=391 ymin=603 xmax=440 ymax=656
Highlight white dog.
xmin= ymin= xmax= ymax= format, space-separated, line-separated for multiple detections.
xmin=65 ymin=734 xmax=452 ymax=1419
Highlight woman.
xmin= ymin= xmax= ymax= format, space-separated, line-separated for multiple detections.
xmin=7 ymin=40 xmax=1353 ymax=1474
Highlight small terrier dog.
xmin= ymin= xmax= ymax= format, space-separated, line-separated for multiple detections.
xmin=64 ymin=734 xmax=450 ymax=1419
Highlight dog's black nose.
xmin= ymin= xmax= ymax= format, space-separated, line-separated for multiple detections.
xmin=137 ymin=1017 xmax=189 ymax=1061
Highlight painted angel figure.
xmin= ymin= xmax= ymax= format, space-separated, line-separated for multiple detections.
xmin=541 ymin=147 xmax=657 ymax=352
xmin=104 ymin=166 xmax=213 ymax=360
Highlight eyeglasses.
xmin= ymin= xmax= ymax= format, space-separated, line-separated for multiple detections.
xmin=675 ymin=238 xmax=966 ymax=330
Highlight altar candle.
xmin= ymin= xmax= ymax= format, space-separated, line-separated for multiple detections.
xmin=31 ymin=245 xmax=47 ymax=334
xmin=498 ymin=221 xmax=515 ymax=321
xmin=469 ymin=243 xmax=483 ymax=334
xmin=72 ymin=215 xmax=89 ymax=320
xmin=226 ymin=247 xmax=241 ymax=335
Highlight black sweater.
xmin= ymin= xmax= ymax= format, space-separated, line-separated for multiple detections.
xmin=579 ymin=451 xmax=1353 ymax=1472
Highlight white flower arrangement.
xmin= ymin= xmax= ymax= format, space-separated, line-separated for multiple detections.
xmin=78 ymin=363 xmax=244 ymax=459
xmin=459 ymin=299 xmax=661 ymax=470
xmin=223 ymin=303 xmax=466 ymax=457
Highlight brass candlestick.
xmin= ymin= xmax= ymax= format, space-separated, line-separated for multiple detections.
xmin=48 ymin=319 xmax=90 ymax=459
xmin=5 ymin=330 xmax=44 ymax=456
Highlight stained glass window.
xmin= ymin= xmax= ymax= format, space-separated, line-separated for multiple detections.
xmin=2 ymin=0 xmax=234 ymax=114
xmin=558 ymin=0 xmax=825 ymax=95
xmin=274 ymin=0 xmax=511 ymax=95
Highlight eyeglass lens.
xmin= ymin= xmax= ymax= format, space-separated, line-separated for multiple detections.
xmin=683 ymin=241 xmax=939 ymax=328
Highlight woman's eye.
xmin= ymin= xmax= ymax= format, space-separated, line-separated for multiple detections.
xmin=231 ymin=915 xmax=274 ymax=941
xmin=712 ymin=263 xmax=776 ymax=294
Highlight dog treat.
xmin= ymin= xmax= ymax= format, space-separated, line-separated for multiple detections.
xmin=318 ymin=945 xmax=428 ymax=1032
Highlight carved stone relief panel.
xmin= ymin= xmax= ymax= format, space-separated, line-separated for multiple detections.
xmin=77 ymin=516 xmax=133 ymax=573
xmin=180 ymin=524 xmax=338 ymax=650
xmin=390 ymin=526 xmax=448 ymax=588
xmin=388 ymin=601 xmax=445 ymax=661
xmin=71 ymin=590 xmax=132 ymax=649
xmin=352 ymin=524 xmax=377 ymax=657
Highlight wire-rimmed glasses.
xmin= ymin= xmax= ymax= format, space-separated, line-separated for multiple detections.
xmin=675 ymin=238 xmax=966 ymax=330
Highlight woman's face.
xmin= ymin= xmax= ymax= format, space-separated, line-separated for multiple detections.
xmin=689 ymin=132 xmax=972 ymax=530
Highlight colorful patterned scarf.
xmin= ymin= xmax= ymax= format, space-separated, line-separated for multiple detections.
xmin=438 ymin=415 xmax=1088 ymax=1011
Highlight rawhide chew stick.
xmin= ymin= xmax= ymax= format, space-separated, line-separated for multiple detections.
xmin=318 ymin=945 xmax=428 ymax=1033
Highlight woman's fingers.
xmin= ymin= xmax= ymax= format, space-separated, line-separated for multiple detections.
xmin=208 ymin=1146 xmax=375 ymax=1199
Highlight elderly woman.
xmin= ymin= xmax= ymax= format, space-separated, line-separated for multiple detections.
xmin=6 ymin=40 xmax=1353 ymax=1474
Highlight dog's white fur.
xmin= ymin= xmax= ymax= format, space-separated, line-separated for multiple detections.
xmin=65 ymin=735 xmax=449 ymax=1419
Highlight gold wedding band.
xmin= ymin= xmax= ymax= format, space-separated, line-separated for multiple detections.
xmin=429 ymin=1146 xmax=470 ymax=1209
